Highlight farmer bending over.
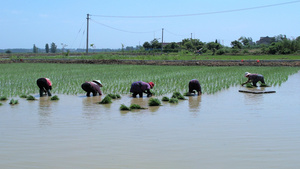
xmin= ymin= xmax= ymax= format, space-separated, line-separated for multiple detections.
xmin=81 ymin=80 xmax=103 ymax=97
xmin=242 ymin=72 xmax=265 ymax=87
xmin=188 ymin=79 xmax=202 ymax=95
xmin=37 ymin=78 xmax=52 ymax=97
xmin=130 ymin=81 xmax=154 ymax=98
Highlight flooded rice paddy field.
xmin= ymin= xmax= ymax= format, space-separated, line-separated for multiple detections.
xmin=1 ymin=71 xmax=300 ymax=169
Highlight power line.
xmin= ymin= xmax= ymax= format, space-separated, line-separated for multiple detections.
xmin=164 ymin=29 xmax=188 ymax=37
xmin=91 ymin=0 xmax=300 ymax=18
xmin=90 ymin=19 xmax=160 ymax=34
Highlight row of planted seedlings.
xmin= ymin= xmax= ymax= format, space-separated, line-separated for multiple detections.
xmin=1 ymin=63 xmax=299 ymax=97
xmin=121 ymin=92 xmax=189 ymax=111
xmin=96 ymin=91 xmax=189 ymax=111
xmin=0 ymin=94 xmax=59 ymax=106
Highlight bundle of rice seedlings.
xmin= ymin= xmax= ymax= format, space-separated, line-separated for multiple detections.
xmin=246 ymin=83 xmax=253 ymax=88
xmin=107 ymin=94 xmax=117 ymax=99
xmin=26 ymin=95 xmax=36 ymax=100
xmin=19 ymin=94 xmax=28 ymax=98
xmin=171 ymin=92 xmax=186 ymax=100
xmin=50 ymin=95 xmax=59 ymax=100
xmin=107 ymin=94 xmax=121 ymax=99
xmin=169 ymin=98 xmax=179 ymax=103
xmin=130 ymin=104 xmax=147 ymax=110
xmin=0 ymin=103 xmax=3 ymax=106
xmin=0 ymin=96 xmax=7 ymax=101
xmin=162 ymin=96 xmax=170 ymax=101
xmin=120 ymin=104 xmax=130 ymax=111
xmin=9 ymin=99 xmax=18 ymax=105
xmin=99 ymin=95 xmax=112 ymax=104
xmin=260 ymin=83 xmax=270 ymax=87
xmin=148 ymin=98 xmax=161 ymax=106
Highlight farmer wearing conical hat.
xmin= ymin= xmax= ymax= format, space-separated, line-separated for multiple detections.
xmin=188 ymin=79 xmax=202 ymax=95
xmin=242 ymin=72 xmax=265 ymax=87
xmin=130 ymin=81 xmax=154 ymax=98
xmin=37 ymin=78 xmax=52 ymax=97
xmin=81 ymin=80 xmax=103 ymax=97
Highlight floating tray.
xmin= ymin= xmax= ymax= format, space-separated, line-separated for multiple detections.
xmin=239 ymin=90 xmax=276 ymax=94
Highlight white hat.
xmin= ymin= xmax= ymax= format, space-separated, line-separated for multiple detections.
xmin=245 ymin=72 xmax=250 ymax=77
xmin=93 ymin=80 xmax=102 ymax=86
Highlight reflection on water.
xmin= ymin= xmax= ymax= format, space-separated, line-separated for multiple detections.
xmin=38 ymin=97 xmax=53 ymax=126
xmin=0 ymin=72 xmax=300 ymax=169
xmin=188 ymin=95 xmax=202 ymax=112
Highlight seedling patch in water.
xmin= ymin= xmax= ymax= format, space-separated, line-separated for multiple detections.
xmin=99 ymin=95 xmax=112 ymax=104
xmin=26 ymin=95 xmax=36 ymax=100
xmin=51 ymin=95 xmax=59 ymax=100
xmin=169 ymin=98 xmax=179 ymax=103
xmin=120 ymin=104 xmax=130 ymax=111
xmin=20 ymin=94 xmax=28 ymax=98
xmin=9 ymin=99 xmax=19 ymax=105
xmin=0 ymin=96 xmax=8 ymax=101
xmin=148 ymin=98 xmax=161 ymax=106
xmin=162 ymin=96 xmax=170 ymax=101
xmin=107 ymin=94 xmax=121 ymax=99
xmin=171 ymin=92 xmax=186 ymax=100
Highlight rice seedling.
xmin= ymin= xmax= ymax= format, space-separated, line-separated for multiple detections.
xmin=19 ymin=94 xmax=28 ymax=98
xmin=246 ymin=83 xmax=254 ymax=88
xmin=129 ymin=104 xmax=147 ymax=110
xmin=0 ymin=63 xmax=299 ymax=96
xmin=0 ymin=103 xmax=2 ymax=106
xmin=107 ymin=93 xmax=121 ymax=99
xmin=50 ymin=95 xmax=59 ymax=100
xmin=120 ymin=104 xmax=130 ymax=111
xmin=99 ymin=95 xmax=112 ymax=104
xmin=162 ymin=96 xmax=170 ymax=101
xmin=169 ymin=98 xmax=179 ymax=104
xmin=9 ymin=99 xmax=18 ymax=105
xmin=0 ymin=96 xmax=8 ymax=101
xmin=260 ymin=83 xmax=270 ymax=87
xmin=171 ymin=92 xmax=186 ymax=100
xmin=26 ymin=95 xmax=36 ymax=100
xmin=148 ymin=98 xmax=161 ymax=106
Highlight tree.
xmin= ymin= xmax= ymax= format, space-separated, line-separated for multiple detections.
xmin=238 ymin=36 xmax=253 ymax=48
xmin=231 ymin=40 xmax=242 ymax=49
xmin=184 ymin=41 xmax=194 ymax=50
xmin=33 ymin=44 xmax=38 ymax=53
xmin=163 ymin=42 xmax=180 ymax=52
xmin=151 ymin=38 xmax=161 ymax=49
xmin=143 ymin=42 xmax=151 ymax=50
xmin=45 ymin=43 xmax=49 ymax=53
xmin=50 ymin=42 xmax=57 ymax=53
xmin=5 ymin=50 xmax=12 ymax=54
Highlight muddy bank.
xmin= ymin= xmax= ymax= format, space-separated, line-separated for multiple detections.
xmin=1 ymin=58 xmax=300 ymax=66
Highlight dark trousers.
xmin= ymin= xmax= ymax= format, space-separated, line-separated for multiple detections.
xmin=37 ymin=78 xmax=52 ymax=97
xmin=132 ymin=92 xmax=143 ymax=98
xmin=81 ymin=82 xmax=97 ymax=97
xmin=252 ymin=76 xmax=265 ymax=86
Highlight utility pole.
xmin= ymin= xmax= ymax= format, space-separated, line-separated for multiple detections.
xmin=161 ymin=28 xmax=164 ymax=53
xmin=86 ymin=14 xmax=90 ymax=55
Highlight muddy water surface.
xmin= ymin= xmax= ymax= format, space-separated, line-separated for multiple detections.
xmin=1 ymin=72 xmax=300 ymax=169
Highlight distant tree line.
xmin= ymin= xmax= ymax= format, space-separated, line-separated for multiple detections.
xmin=2 ymin=34 xmax=299 ymax=55
xmin=142 ymin=34 xmax=300 ymax=55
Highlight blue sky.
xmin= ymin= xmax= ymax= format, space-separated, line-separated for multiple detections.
xmin=1 ymin=0 xmax=299 ymax=49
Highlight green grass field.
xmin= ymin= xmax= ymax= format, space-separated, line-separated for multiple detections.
xmin=5 ymin=52 xmax=300 ymax=61
xmin=0 ymin=63 xmax=299 ymax=97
